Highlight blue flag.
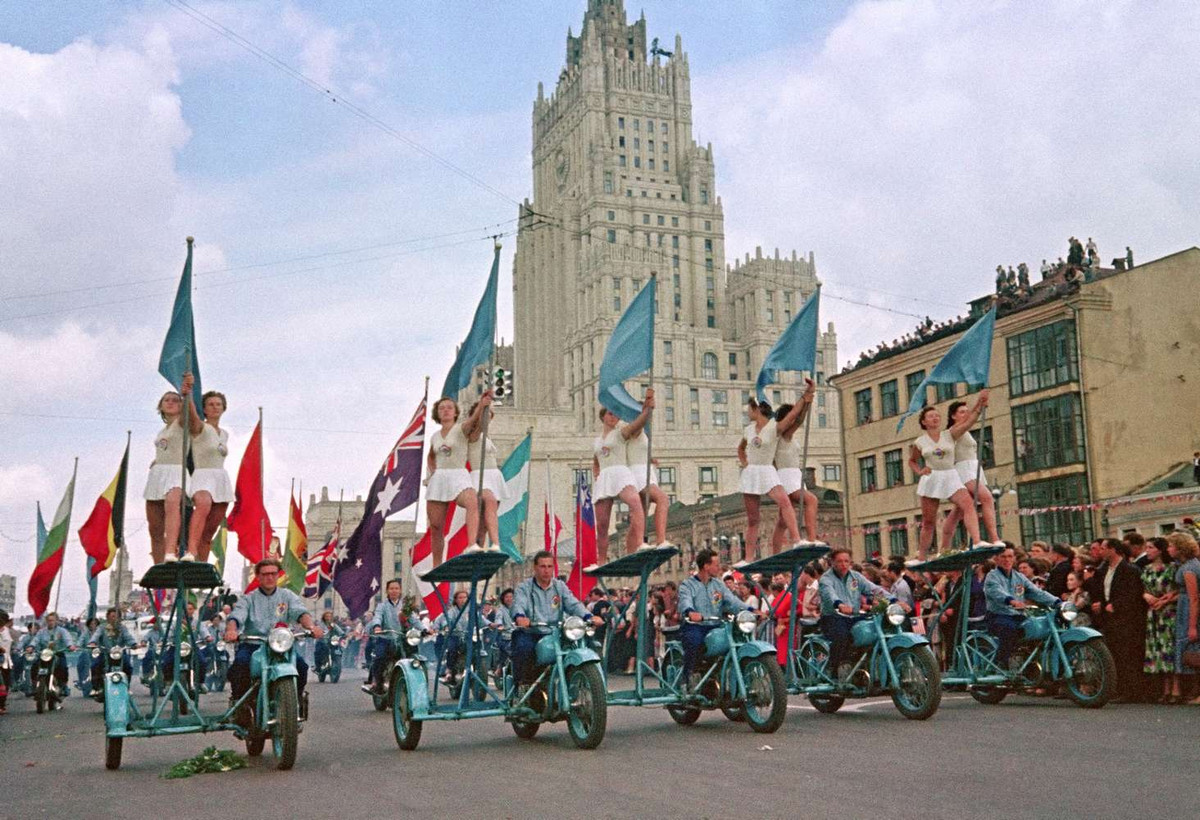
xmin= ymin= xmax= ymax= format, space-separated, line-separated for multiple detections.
xmin=441 ymin=245 xmax=500 ymax=399
xmin=86 ymin=556 xmax=98 ymax=620
xmin=496 ymin=433 xmax=532 ymax=561
xmin=598 ymin=277 xmax=656 ymax=422
xmin=756 ymin=286 xmax=821 ymax=403
xmin=897 ymin=306 xmax=997 ymax=432
xmin=158 ymin=238 xmax=203 ymax=411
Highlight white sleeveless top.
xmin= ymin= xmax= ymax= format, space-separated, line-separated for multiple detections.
xmin=431 ymin=423 xmax=469 ymax=470
xmin=954 ymin=431 xmax=978 ymax=464
xmin=466 ymin=436 xmax=499 ymax=470
xmin=153 ymin=421 xmax=185 ymax=466
xmin=192 ymin=424 xmax=229 ymax=470
xmin=915 ymin=430 xmax=957 ymax=471
xmin=774 ymin=435 xmax=801 ymax=470
xmin=594 ymin=428 xmax=627 ymax=471
xmin=626 ymin=430 xmax=649 ymax=467
xmin=744 ymin=419 xmax=779 ymax=467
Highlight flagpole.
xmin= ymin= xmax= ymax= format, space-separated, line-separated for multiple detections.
xmin=53 ymin=457 xmax=78 ymax=614
xmin=408 ymin=377 xmax=430 ymax=598
xmin=474 ymin=239 xmax=501 ymax=546
xmin=259 ymin=406 xmax=266 ymax=560
xmin=798 ymin=392 xmax=814 ymax=543
xmin=286 ymin=477 xmax=295 ymax=573
xmin=546 ymin=455 xmax=556 ymax=571
xmin=641 ymin=273 xmax=657 ymax=546
xmin=519 ymin=425 xmax=534 ymax=569
xmin=178 ymin=342 xmax=194 ymax=561
xmin=972 ymin=404 xmax=988 ymax=546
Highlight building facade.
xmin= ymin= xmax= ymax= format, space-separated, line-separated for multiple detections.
xmin=469 ymin=0 xmax=841 ymax=557
xmin=0 ymin=573 xmax=14 ymax=614
xmin=831 ymin=247 xmax=1200 ymax=559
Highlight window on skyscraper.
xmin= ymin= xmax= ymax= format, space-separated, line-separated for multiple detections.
xmin=701 ymin=353 xmax=718 ymax=379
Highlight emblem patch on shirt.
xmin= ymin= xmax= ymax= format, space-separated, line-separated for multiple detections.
xmin=218 ymin=442 xmax=228 ymax=457
xmin=439 ymin=444 xmax=452 ymax=456
xmin=156 ymin=437 xmax=169 ymax=451
xmin=1015 ymin=585 xmax=1024 ymax=596
xmin=276 ymin=602 xmax=288 ymax=617
xmin=751 ymin=436 xmax=762 ymax=448
xmin=600 ymin=446 xmax=611 ymax=458
xmin=552 ymin=595 xmax=561 ymax=607
xmin=712 ymin=591 xmax=722 ymax=605
xmin=933 ymin=448 xmax=946 ymax=458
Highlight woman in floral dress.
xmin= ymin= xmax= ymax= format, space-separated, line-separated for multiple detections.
xmin=1141 ymin=537 xmax=1179 ymax=702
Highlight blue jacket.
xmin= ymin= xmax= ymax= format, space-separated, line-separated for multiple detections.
xmin=984 ymin=568 xmax=1059 ymax=616
xmin=678 ymin=575 xmax=748 ymax=620
xmin=818 ymin=569 xmax=892 ymax=616
xmin=512 ymin=578 xmax=589 ymax=624
xmin=368 ymin=598 xmax=406 ymax=633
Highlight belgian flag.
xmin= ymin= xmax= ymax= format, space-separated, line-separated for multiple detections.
xmin=78 ymin=441 xmax=129 ymax=578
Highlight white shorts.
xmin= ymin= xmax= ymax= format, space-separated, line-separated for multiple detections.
xmin=426 ymin=468 xmax=473 ymax=503
xmin=739 ymin=465 xmax=782 ymax=496
xmin=471 ymin=467 xmax=508 ymax=501
xmin=189 ymin=468 xmax=234 ymax=504
xmin=917 ymin=468 xmax=967 ymax=501
xmin=629 ymin=463 xmax=659 ymax=493
xmin=143 ymin=463 xmax=184 ymax=501
xmin=777 ymin=467 xmax=806 ymax=496
xmin=955 ymin=459 xmax=988 ymax=490
xmin=594 ymin=465 xmax=636 ymax=501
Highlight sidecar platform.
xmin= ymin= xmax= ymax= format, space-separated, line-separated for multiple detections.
xmin=739 ymin=543 xmax=831 ymax=576
xmin=419 ymin=550 xmax=510 ymax=583
xmin=586 ymin=546 xmax=678 ymax=578
xmin=909 ymin=546 xmax=1004 ymax=574
xmin=139 ymin=562 xmax=224 ymax=590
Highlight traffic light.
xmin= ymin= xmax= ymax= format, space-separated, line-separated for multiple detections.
xmin=493 ymin=367 xmax=510 ymax=403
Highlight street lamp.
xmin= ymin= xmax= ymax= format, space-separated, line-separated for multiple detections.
xmin=990 ymin=482 xmax=1017 ymax=538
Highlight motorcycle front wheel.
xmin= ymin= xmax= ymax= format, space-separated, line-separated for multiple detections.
xmin=890 ymin=647 xmax=942 ymax=720
xmin=105 ymin=735 xmax=123 ymax=770
xmin=1064 ymin=638 xmax=1116 ymax=708
xmin=270 ymin=679 xmax=299 ymax=770
xmin=35 ymin=680 xmax=47 ymax=714
xmin=740 ymin=656 xmax=787 ymax=733
xmin=565 ymin=664 xmax=606 ymax=750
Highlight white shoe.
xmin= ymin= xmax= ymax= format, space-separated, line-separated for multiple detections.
xmin=181 ymin=553 xmax=196 ymax=562
xmin=657 ymin=541 xmax=675 ymax=550
xmin=483 ymin=545 xmax=500 ymax=552
xmin=732 ymin=560 xmax=750 ymax=570
xmin=905 ymin=558 xmax=923 ymax=568
xmin=793 ymin=540 xmax=817 ymax=548
xmin=463 ymin=545 xmax=483 ymax=555
xmin=582 ymin=564 xmax=600 ymax=574
xmin=636 ymin=542 xmax=656 ymax=551
xmin=164 ymin=553 xmax=179 ymax=563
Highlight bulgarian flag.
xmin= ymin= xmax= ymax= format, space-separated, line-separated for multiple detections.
xmin=281 ymin=493 xmax=307 ymax=593
xmin=78 ymin=439 xmax=130 ymax=578
xmin=28 ymin=463 xmax=78 ymax=618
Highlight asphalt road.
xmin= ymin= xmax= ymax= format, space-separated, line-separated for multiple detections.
xmin=2 ymin=665 xmax=1193 ymax=820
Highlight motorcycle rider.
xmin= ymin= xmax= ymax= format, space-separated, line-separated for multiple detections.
xmin=223 ymin=558 xmax=322 ymax=718
xmin=140 ymin=617 xmax=163 ymax=687
xmin=817 ymin=547 xmax=901 ymax=677
xmin=89 ymin=608 xmax=136 ymax=691
xmin=363 ymin=579 xmax=405 ymax=695
xmin=162 ymin=601 xmax=212 ymax=693
xmin=677 ymin=549 xmax=754 ymax=685
xmin=511 ymin=551 xmax=602 ymax=684
xmin=32 ymin=612 xmax=76 ymax=704
xmin=983 ymin=546 xmax=1062 ymax=666
xmin=440 ymin=589 xmax=473 ymax=685
xmin=13 ymin=621 xmax=38 ymax=695
xmin=315 ymin=611 xmax=345 ymax=679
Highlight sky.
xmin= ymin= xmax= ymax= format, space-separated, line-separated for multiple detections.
xmin=2 ymin=0 xmax=1198 ymax=616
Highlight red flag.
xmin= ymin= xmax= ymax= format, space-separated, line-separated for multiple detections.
xmin=227 ymin=420 xmax=272 ymax=566
xmin=544 ymin=501 xmax=562 ymax=574
xmin=411 ymin=502 xmax=470 ymax=619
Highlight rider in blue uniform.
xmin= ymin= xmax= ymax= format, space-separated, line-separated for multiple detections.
xmin=13 ymin=622 xmax=39 ymax=694
xmin=511 ymin=550 xmax=600 ymax=684
xmin=140 ymin=618 xmax=162 ymax=685
xmin=677 ymin=549 xmax=752 ymax=684
xmin=364 ymin=579 xmax=405 ymax=695
xmin=89 ymin=608 xmax=135 ymax=687
xmin=223 ymin=559 xmax=321 ymax=716
xmin=162 ymin=601 xmax=212 ymax=691
xmin=33 ymin=613 xmax=76 ymax=697
xmin=984 ymin=546 xmax=1061 ymax=666
xmin=442 ymin=589 xmax=472 ymax=684
xmin=314 ymin=611 xmax=345 ymax=679
xmin=817 ymin=547 xmax=899 ymax=676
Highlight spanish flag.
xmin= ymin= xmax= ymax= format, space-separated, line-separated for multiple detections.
xmin=78 ymin=440 xmax=129 ymax=578
xmin=281 ymin=493 xmax=308 ymax=593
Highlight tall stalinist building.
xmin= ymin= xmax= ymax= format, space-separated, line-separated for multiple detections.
xmin=469 ymin=0 xmax=842 ymax=562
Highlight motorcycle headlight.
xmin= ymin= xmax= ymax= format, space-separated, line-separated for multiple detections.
xmin=268 ymin=627 xmax=295 ymax=654
xmin=404 ymin=628 xmax=422 ymax=647
xmin=179 ymin=643 xmax=192 ymax=657
xmin=109 ymin=647 xmax=123 ymax=661
xmin=563 ymin=616 xmax=586 ymax=642
xmin=736 ymin=610 xmax=757 ymax=634
xmin=1060 ymin=602 xmax=1078 ymax=622
xmin=886 ymin=604 xmax=907 ymax=626
xmin=109 ymin=672 xmax=124 ymax=684
xmin=585 ymin=625 xmax=596 ymax=638
xmin=40 ymin=648 xmax=54 ymax=662
xmin=91 ymin=648 xmax=102 ymax=658
xmin=216 ymin=641 xmax=227 ymax=651
xmin=331 ymin=637 xmax=341 ymax=647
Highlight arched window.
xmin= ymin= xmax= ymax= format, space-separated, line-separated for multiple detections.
xmin=701 ymin=352 xmax=718 ymax=380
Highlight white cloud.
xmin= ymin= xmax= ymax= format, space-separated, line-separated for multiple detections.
xmin=694 ymin=0 xmax=1200 ymax=364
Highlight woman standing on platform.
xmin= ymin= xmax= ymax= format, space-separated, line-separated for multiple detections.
xmin=938 ymin=400 xmax=1001 ymax=548
xmin=626 ymin=424 xmax=672 ymax=549
xmin=737 ymin=396 xmax=807 ymax=558
xmin=144 ymin=372 xmax=198 ymax=564
xmin=591 ymin=391 xmax=653 ymax=565
xmin=770 ymin=378 xmax=820 ymax=550
xmin=908 ymin=390 xmax=990 ymax=561
xmin=426 ymin=392 xmax=491 ymax=565
xmin=187 ymin=389 xmax=233 ymax=562
xmin=466 ymin=399 xmax=505 ymax=550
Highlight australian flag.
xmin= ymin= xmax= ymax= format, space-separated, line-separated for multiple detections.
xmin=332 ymin=395 xmax=427 ymax=617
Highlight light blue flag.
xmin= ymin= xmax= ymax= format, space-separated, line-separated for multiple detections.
xmin=441 ymin=244 xmax=500 ymax=399
xmin=496 ymin=433 xmax=532 ymax=561
xmin=86 ymin=556 xmax=98 ymax=620
xmin=36 ymin=501 xmax=47 ymax=558
xmin=896 ymin=306 xmax=997 ymax=432
xmin=157 ymin=238 xmax=203 ymax=411
xmin=598 ymin=277 xmax=656 ymax=422
xmin=756 ymin=286 xmax=821 ymax=403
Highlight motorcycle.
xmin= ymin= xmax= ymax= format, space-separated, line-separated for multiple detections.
xmin=209 ymin=639 xmax=230 ymax=692
xmin=89 ymin=645 xmax=131 ymax=703
xmin=659 ymin=612 xmax=788 ymax=733
xmin=233 ymin=628 xmax=311 ymax=770
xmin=33 ymin=646 xmax=71 ymax=714
xmin=16 ymin=646 xmax=37 ymax=696
xmin=363 ymin=629 xmax=417 ymax=710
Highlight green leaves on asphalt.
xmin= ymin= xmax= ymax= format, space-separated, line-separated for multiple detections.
xmin=162 ymin=746 xmax=247 ymax=779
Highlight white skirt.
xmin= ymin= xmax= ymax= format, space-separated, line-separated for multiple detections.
xmin=739 ymin=464 xmax=782 ymax=496
xmin=594 ymin=465 xmax=636 ymax=500
xmin=629 ymin=463 xmax=659 ymax=493
xmin=143 ymin=463 xmax=184 ymax=501
xmin=470 ymin=467 xmax=508 ymax=501
xmin=955 ymin=459 xmax=988 ymax=490
xmin=189 ymin=468 xmax=234 ymax=503
xmin=778 ymin=467 xmax=806 ymax=496
xmin=426 ymin=468 xmax=473 ymax=503
xmin=917 ymin=468 xmax=967 ymax=501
